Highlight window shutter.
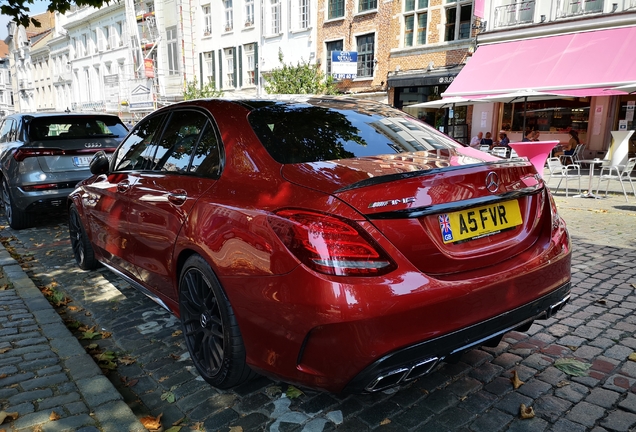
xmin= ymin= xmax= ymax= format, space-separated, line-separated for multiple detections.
xmin=218 ymin=50 xmax=223 ymax=89
xmin=254 ymin=44 xmax=259 ymax=86
xmin=211 ymin=50 xmax=216 ymax=86
xmin=238 ymin=45 xmax=243 ymax=88
xmin=199 ymin=52 xmax=203 ymax=89
xmin=233 ymin=47 xmax=237 ymax=88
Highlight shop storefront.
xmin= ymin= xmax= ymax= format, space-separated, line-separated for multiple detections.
xmin=388 ymin=68 xmax=469 ymax=144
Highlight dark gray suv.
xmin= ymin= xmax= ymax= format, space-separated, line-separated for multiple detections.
xmin=0 ymin=113 xmax=128 ymax=229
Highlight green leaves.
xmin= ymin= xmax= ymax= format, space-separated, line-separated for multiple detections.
xmin=183 ymin=78 xmax=224 ymax=100
xmin=264 ymin=50 xmax=338 ymax=96
xmin=554 ymin=358 xmax=591 ymax=376
xmin=285 ymin=385 xmax=304 ymax=399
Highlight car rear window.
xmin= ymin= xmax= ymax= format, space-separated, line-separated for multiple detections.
xmin=28 ymin=116 xmax=128 ymax=141
xmin=248 ymin=101 xmax=460 ymax=164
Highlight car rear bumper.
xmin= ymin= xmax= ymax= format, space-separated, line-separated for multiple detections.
xmin=342 ymin=281 xmax=570 ymax=393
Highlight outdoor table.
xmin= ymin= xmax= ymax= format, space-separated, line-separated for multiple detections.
xmin=575 ymin=159 xmax=607 ymax=199
xmin=508 ymin=141 xmax=560 ymax=178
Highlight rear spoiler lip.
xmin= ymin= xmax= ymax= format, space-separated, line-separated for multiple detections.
xmin=334 ymin=160 xmax=532 ymax=194
xmin=367 ymin=185 xmax=543 ymax=220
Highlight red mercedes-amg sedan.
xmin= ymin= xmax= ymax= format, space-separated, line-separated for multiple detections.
xmin=68 ymin=97 xmax=571 ymax=393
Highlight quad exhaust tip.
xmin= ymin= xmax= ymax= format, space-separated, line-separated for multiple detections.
xmin=365 ymin=357 xmax=439 ymax=392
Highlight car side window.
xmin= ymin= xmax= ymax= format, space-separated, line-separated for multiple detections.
xmin=113 ymin=114 xmax=166 ymax=171
xmin=0 ymin=119 xmax=14 ymax=143
xmin=151 ymin=110 xmax=208 ymax=174
xmin=189 ymin=121 xmax=222 ymax=178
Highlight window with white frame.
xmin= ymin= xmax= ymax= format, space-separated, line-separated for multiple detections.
xmin=269 ymin=0 xmax=281 ymax=34
xmin=97 ymin=28 xmax=106 ymax=51
xmin=204 ymin=51 xmax=214 ymax=83
xmin=244 ymin=43 xmax=255 ymax=86
xmin=245 ymin=0 xmax=254 ymax=26
xmin=117 ymin=22 xmax=125 ymax=46
xmin=328 ymin=0 xmax=344 ymax=19
xmin=358 ymin=0 xmax=377 ymax=12
xmin=325 ymin=39 xmax=343 ymax=75
xmin=224 ymin=0 xmax=233 ymax=31
xmin=167 ymin=26 xmax=179 ymax=75
xmin=224 ymin=48 xmax=235 ymax=88
xmin=92 ymin=29 xmax=98 ymax=54
xmin=444 ymin=0 xmax=472 ymax=42
xmin=404 ymin=0 xmax=428 ymax=47
xmin=203 ymin=5 xmax=212 ymax=34
xmin=356 ymin=33 xmax=374 ymax=78
xmin=109 ymin=25 xmax=118 ymax=48
xmin=292 ymin=0 xmax=310 ymax=30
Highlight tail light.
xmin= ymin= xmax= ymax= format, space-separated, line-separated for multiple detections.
xmin=14 ymin=148 xmax=65 ymax=161
xmin=268 ymin=209 xmax=396 ymax=276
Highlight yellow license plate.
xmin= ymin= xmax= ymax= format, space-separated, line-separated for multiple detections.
xmin=438 ymin=200 xmax=522 ymax=244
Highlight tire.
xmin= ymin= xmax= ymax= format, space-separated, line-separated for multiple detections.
xmin=2 ymin=178 xmax=33 ymax=230
xmin=68 ymin=204 xmax=99 ymax=270
xmin=179 ymin=254 xmax=255 ymax=389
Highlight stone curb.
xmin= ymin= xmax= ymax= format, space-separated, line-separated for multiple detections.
xmin=0 ymin=248 xmax=145 ymax=432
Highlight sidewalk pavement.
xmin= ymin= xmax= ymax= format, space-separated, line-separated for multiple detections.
xmin=0 ymin=248 xmax=145 ymax=432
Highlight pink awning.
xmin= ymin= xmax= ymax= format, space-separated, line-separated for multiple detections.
xmin=444 ymin=26 xmax=636 ymax=98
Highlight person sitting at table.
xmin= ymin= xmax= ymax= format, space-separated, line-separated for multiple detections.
xmin=532 ymin=130 xmax=541 ymax=141
xmin=492 ymin=130 xmax=510 ymax=149
xmin=522 ymin=130 xmax=534 ymax=142
xmin=481 ymin=132 xmax=493 ymax=147
xmin=554 ymin=129 xmax=579 ymax=160
xmin=470 ymin=131 xmax=483 ymax=148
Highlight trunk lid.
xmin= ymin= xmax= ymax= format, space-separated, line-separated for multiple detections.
xmin=282 ymin=147 xmax=548 ymax=275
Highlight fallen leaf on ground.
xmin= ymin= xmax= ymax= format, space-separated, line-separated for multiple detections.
xmin=0 ymin=347 xmax=11 ymax=354
xmin=556 ymin=380 xmax=570 ymax=388
xmin=169 ymin=353 xmax=180 ymax=360
xmin=160 ymin=391 xmax=176 ymax=403
xmin=165 ymin=427 xmax=182 ymax=432
xmin=596 ymin=299 xmax=607 ymax=305
xmin=159 ymin=376 xmax=169 ymax=382
xmin=567 ymin=346 xmax=578 ymax=351
xmin=81 ymin=326 xmax=100 ymax=340
xmin=229 ymin=427 xmax=243 ymax=432
xmin=172 ymin=417 xmax=185 ymax=426
xmin=0 ymin=374 xmax=6 ymax=379
xmin=126 ymin=379 xmax=138 ymax=387
xmin=0 ymin=284 xmax=8 ymax=291
xmin=119 ymin=355 xmax=136 ymax=365
xmin=49 ymin=411 xmax=60 ymax=421
xmin=629 ymin=353 xmax=636 ymax=362
xmin=519 ymin=404 xmax=535 ymax=419
xmin=172 ymin=330 xmax=182 ymax=337
xmin=191 ymin=422 xmax=204 ymax=430
xmin=265 ymin=386 xmax=282 ymax=397
xmin=554 ymin=358 xmax=591 ymax=376
xmin=100 ymin=331 xmax=112 ymax=339
xmin=380 ymin=418 xmax=391 ymax=425
xmin=0 ymin=411 xmax=18 ymax=424
xmin=140 ymin=413 xmax=163 ymax=431
xmin=286 ymin=385 xmax=304 ymax=399
xmin=511 ymin=370 xmax=524 ymax=389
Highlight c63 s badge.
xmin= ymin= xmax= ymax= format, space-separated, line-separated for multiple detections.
xmin=368 ymin=197 xmax=416 ymax=209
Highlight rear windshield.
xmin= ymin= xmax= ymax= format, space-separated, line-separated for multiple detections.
xmin=28 ymin=116 xmax=128 ymax=141
xmin=248 ymin=101 xmax=460 ymax=164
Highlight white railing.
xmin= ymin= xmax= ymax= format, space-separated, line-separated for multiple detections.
xmin=555 ymin=0 xmax=604 ymax=18
xmin=493 ymin=0 xmax=535 ymax=28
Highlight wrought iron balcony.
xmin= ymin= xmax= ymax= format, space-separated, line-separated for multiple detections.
xmin=493 ymin=0 xmax=535 ymax=28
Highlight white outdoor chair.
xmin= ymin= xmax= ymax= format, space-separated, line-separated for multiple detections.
xmin=491 ymin=147 xmax=508 ymax=158
xmin=509 ymin=148 xmax=519 ymax=158
xmin=545 ymin=157 xmax=581 ymax=197
xmin=479 ymin=144 xmax=490 ymax=152
xmin=560 ymin=143 xmax=585 ymax=166
xmin=595 ymin=157 xmax=636 ymax=202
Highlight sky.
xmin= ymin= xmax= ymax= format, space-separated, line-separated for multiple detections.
xmin=0 ymin=0 xmax=49 ymax=39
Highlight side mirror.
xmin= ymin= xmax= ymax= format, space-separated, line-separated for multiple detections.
xmin=90 ymin=150 xmax=110 ymax=175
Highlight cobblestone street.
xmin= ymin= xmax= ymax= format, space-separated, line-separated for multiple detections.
xmin=1 ymin=184 xmax=636 ymax=431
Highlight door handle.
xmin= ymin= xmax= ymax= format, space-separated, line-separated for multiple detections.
xmin=168 ymin=190 xmax=187 ymax=205
xmin=116 ymin=181 xmax=130 ymax=193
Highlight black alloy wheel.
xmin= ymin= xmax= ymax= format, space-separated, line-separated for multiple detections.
xmin=68 ymin=204 xmax=98 ymax=270
xmin=179 ymin=254 xmax=254 ymax=389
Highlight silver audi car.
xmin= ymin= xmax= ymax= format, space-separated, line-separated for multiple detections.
xmin=0 ymin=113 xmax=128 ymax=229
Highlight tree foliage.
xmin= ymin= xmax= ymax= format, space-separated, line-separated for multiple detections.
xmin=2 ymin=0 xmax=109 ymax=28
xmin=264 ymin=51 xmax=338 ymax=96
xmin=183 ymin=78 xmax=223 ymax=101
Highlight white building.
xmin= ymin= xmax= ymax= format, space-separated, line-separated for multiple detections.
xmin=0 ymin=42 xmax=14 ymax=117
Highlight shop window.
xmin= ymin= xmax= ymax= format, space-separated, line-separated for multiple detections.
xmin=501 ymin=99 xmax=591 ymax=134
